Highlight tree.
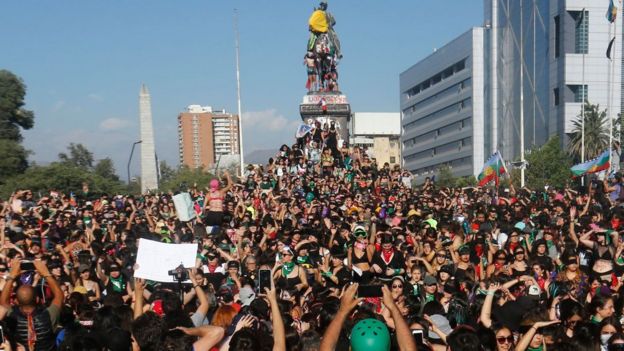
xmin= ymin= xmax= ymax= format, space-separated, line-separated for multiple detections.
xmin=0 ymin=70 xmax=34 ymax=142
xmin=525 ymin=136 xmax=573 ymax=189
xmin=158 ymin=165 xmax=215 ymax=193
xmin=94 ymin=158 xmax=119 ymax=181
xmin=436 ymin=165 xmax=456 ymax=188
xmin=0 ymin=70 xmax=34 ymax=182
xmin=158 ymin=160 xmax=176 ymax=185
xmin=568 ymin=102 xmax=611 ymax=161
xmin=0 ymin=162 xmax=126 ymax=198
xmin=0 ymin=139 xmax=29 ymax=182
xmin=58 ymin=143 xmax=94 ymax=169
xmin=455 ymin=175 xmax=477 ymax=188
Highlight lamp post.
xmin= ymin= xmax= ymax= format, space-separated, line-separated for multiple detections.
xmin=127 ymin=140 xmax=142 ymax=185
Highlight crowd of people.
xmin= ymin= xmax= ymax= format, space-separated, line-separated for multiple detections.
xmin=3 ymin=136 xmax=624 ymax=351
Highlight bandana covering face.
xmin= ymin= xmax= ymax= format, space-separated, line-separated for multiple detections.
xmin=282 ymin=261 xmax=296 ymax=276
xmin=382 ymin=248 xmax=393 ymax=263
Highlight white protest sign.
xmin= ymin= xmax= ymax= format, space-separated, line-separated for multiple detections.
xmin=134 ymin=238 xmax=197 ymax=283
xmin=172 ymin=192 xmax=196 ymax=222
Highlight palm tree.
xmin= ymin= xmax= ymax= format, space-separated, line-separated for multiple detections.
xmin=568 ymin=102 xmax=610 ymax=161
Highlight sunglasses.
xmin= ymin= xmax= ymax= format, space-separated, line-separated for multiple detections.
xmin=392 ymin=284 xmax=403 ymax=289
xmin=496 ymin=336 xmax=514 ymax=344
xmin=437 ymin=253 xmax=446 ymax=258
xmin=610 ymin=344 xmax=624 ymax=351
xmin=515 ymin=252 xmax=524 ymax=255
xmin=497 ymin=256 xmax=506 ymax=261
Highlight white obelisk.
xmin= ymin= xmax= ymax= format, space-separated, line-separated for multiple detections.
xmin=139 ymin=84 xmax=159 ymax=193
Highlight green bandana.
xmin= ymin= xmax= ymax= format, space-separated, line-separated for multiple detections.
xmin=110 ymin=275 xmax=125 ymax=293
xmin=527 ymin=346 xmax=543 ymax=351
xmin=297 ymin=256 xmax=309 ymax=264
xmin=282 ymin=262 xmax=295 ymax=276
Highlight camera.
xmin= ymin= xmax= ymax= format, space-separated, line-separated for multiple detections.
xmin=167 ymin=264 xmax=189 ymax=282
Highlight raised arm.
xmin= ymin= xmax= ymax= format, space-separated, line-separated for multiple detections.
xmin=381 ymin=285 xmax=417 ymax=351
xmin=1 ymin=258 xmax=21 ymax=308
xmin=265 ymin=284 xmax=286 ymax=351
xmin=480 ymin=282 xmax=499 ymax=328
xmin=320 ymin=283 xmax=363 ymax=351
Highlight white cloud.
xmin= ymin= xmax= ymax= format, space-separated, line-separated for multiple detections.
xmin=87 ymin=93 xmax=103 ymax=101
xmin=100 ymin=117 xmax=131 ymax=131
xmin=242 ymin=109 xmax=295 ymax=131
xmin=51 ymin=100 xmax=65 ymax=112
xmin=241 ymin=109 xmax=300 ymax=152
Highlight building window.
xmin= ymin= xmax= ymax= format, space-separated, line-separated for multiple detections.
xmin=390 ymin=156 xmax=396 ymax=163
xmin=553 ymin=88 xmax=560 ymax=106
xmin=571 ymin=10 xmax=589 ymax=54
xmin=569 ymin=85 xmax=588 ymax=103
xmin=554 ymin=15 xmax=560 ymax=58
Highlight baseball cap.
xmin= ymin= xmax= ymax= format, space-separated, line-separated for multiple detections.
xmin=78 ymin=264 xmax=90 ymax=273
xmin=423 ymin=275 xmax=437 ymax=286
xmin=428 ymin=314 xmax=452 ymax=340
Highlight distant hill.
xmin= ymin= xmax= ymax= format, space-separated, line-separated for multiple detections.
xmin=245 ymin=149 xmax=277 ymax=165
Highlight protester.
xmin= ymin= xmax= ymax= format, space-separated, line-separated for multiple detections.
xmin=3 ymin=128 xmax=624 ymax=351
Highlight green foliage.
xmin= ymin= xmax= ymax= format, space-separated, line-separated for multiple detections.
xmin=0 ymin=70 xmax=34 ymax=142
xmin=158 ymin=165 xmax=216 ymax=193
xmin=0 ymin=162 xmax=126 ymax=198
xmin=94 ymin=158 xmax=119 ymax=181
xmin=568 ymin=102 xmax=611 ymax=161
xmin=58 ymin=143 xmax=94 ymax=169
xmin=0 ymin=139 xmax=29 ymax=181
xmin=158 ymin=161 xmax=176 ymax=185
xmin=436 ymin=165 xmax=456 ymax=188
xmin=455 ymin=175 xmax=477 ymax=188
xmin=525 ymin=136 xmax=573 ymax=189
xmin=0 ymin=70 xmax=34 ymax=182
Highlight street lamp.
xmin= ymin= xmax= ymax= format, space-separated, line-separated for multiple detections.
xmin=127 ymin=140 xmax=142 ymax=185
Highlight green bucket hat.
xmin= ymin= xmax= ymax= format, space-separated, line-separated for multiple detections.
xmin=350 ymin=318 xmax=391 ymax=351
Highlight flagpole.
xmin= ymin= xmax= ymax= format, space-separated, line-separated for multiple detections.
xmin=234 ymin=9 xmax=245 ymax=177
xmin=608 ymin=4 xmax=618 ymax=173
xmin=520 ymin=0 xmax=526 ymax=188
xmin=581 ymin=8 xmax=586 ymax=186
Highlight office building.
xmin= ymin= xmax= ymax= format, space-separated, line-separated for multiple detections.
xmin=178 ymin=105 xmax=240 ymax=170
xmin=401 ymin=0 xmax=622 ymax=181
xmin=487 ymin=0 xmax=621 ymax=160
xmin=400 ymin=28 xmax=486 ymax=182
xmin=350 ymin=112 xmax=401 ymax=166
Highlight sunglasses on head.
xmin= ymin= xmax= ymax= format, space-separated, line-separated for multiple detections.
xmin=496 ymin=336 xmax=514 ymax=344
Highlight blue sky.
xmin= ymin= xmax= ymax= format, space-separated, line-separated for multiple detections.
xmin=0 ymin=1 xmax=482 ymax=177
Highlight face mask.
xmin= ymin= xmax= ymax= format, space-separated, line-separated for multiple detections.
xmin=601 ymin=334 xmax=612 ymax=345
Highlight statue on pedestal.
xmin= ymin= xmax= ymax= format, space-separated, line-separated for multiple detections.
xmin=305 ymin=1 xmax=342 ymax=92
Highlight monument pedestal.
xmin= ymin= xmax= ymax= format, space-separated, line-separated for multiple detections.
xmin=299 ymin=91 xmax=351 ymax=145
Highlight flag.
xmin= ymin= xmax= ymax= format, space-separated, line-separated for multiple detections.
xmin=607 ymin=0 xmax=619 ymax=23
xmin=295 ymin=124 xmax=313 ymax=138
xmin=477 ymin=152 xmax=507 ymax=186
xmin=608 ymin=37 xmax=616 ymax=59
xmin=571 ymin=150 xmax=611 ymax=176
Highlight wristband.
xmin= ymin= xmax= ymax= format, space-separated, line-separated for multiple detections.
xmin=486 ymin=291 xmax=495 ymax=296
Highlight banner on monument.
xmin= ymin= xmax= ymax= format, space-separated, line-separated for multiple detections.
xmin=302 ymin=94 xmax=348 ymax=105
